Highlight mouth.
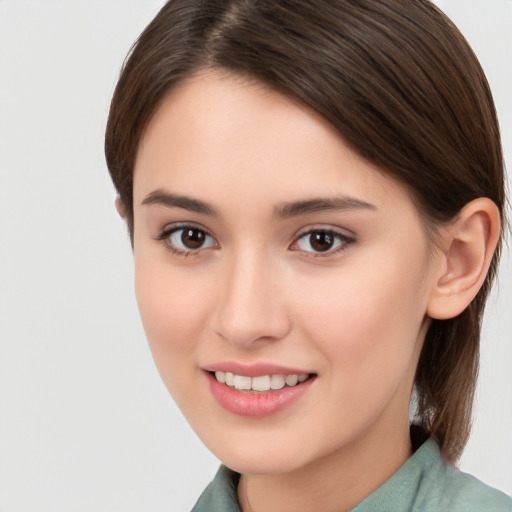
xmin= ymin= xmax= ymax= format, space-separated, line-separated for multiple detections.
xmin=211 ymin=370 xmax=311 ymax=393
xmin=204 ymin=366 xmax=316 ymax=417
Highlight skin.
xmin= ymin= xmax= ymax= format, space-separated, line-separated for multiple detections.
xmin=132 ymin=70 xmax=449 ymax=512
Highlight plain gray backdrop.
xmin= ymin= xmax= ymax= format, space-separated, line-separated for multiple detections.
xmin=0 ymin=1 xmax=510 ymax=510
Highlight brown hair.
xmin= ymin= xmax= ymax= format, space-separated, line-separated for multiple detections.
xmin=105 ymin=0 xmax=504 ymax=463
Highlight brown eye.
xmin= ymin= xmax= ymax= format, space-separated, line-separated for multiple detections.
xmin=163 ymin=226 xmax=217 ymax=254
xmin=293 ymin=229 xmax=353 ymax=255
xmin=181 ymin=228 xmax=206 ymax=249
xmin=309 ymin=232 xmax=335 ymax=252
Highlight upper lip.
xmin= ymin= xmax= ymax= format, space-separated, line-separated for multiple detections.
xmin=202 ymin=361 xmax=313 ymax=377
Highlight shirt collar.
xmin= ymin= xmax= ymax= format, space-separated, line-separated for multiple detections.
xmin=192 ymin=434 xmax=441 ymax=512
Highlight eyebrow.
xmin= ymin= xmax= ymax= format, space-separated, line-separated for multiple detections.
xmin=274 ymin=196 xmax=377 ymax=219
xmin=141 ymin=189 xmax=220 ymax=217
xmin=141 ymin=189 xmax=376 ymax=219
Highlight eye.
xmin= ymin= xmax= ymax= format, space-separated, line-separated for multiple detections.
xmin=291 ymin=229 xmax=354 ymax=255
xmin=157 ymin=225 xmax=217 ymax=255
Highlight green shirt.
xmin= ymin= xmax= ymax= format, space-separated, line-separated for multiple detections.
xmin=191 ymin=439 xmax=512 ymax=512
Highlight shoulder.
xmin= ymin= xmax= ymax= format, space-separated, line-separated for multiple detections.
xmin=352 ymin=438 xmax=512 ymax=512
xmin=435 ymin=464 xmax=512 ymax=512
xmin=407 ymin=439 xmax=512 ymax=512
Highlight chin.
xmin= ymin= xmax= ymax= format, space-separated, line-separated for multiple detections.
xmin=198 ymin=428 xmax=324 ymax=476
xmin=220 ymin=450 xmax=307 ymax=476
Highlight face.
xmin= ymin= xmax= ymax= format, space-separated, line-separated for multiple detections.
xmin=132 ymin=71 xmax=443 ymax=475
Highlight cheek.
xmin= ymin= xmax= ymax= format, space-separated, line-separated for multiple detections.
xmin=134 ymin=259 xmax=212 ymax=390
xmin=293 ymin=254 xmax=428 ymax=393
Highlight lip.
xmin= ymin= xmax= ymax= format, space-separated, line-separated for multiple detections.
xmin=203 ymin=361 xmax=311 ymax=378
xmin=203 ymin=363 xmax=316 ymax=418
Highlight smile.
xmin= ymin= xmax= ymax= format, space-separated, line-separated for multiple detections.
xmin=213 ymin=371 xmax=310 ymax=392
xmin=205 ymin=367 xmax=316 ymax=417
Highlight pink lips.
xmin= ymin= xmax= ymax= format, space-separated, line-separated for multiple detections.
xmin=203 ymin=363 xmax=315 ymax=418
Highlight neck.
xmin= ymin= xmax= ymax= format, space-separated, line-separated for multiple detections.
xmin=238 ymin=417 xmax=412 ymax=512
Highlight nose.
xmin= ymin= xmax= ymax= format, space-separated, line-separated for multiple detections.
xmin=212 ymin=249 xmax=291 ymax=348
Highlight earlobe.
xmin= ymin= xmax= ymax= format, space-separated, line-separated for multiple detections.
xmin=115 ymin=197 xmax=126 ymax=219
xmin=427 ymin=198 xmax=501 ymax=320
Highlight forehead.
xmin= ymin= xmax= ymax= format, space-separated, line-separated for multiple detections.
xmin=133 ymin=70 xmax=418 ymax=220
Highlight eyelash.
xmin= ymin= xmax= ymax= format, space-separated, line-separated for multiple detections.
xmin=155 ymin=224 xmax=355 ymax=258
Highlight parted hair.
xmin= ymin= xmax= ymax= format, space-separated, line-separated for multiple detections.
xmin=105 ymin=0 xmax=505 ymax=462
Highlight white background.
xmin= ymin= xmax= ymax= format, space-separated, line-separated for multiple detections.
xmin=0 ymin=1 xmax=510 ymax=510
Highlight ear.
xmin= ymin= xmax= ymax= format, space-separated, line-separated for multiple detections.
xmin=115 ymin=196 xmax=126 ymax=219
xmin=427 ymin=198 xmax=501 ymax=320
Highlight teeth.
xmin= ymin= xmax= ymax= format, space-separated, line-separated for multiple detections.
xmin=270 ymin=374 xmax=285 ymax=390
xmin=213 ymin=371 xmax=310 ymax=391
xmin=285 ymin=375 xmax=298 ymax=386
xmin=252 ymin=375 xmax=271 ymax=391
xmin=233 ymin=375 xmax=252 ymax=390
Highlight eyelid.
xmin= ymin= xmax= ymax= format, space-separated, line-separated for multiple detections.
xmin=292 ymin=223 xmax=355 ymax=239
xmin=156 ymin=220 xmax=211 ymax=235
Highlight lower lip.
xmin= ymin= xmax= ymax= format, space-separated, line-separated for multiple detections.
xmin=205 ymin=372 xmax=315 ymax=418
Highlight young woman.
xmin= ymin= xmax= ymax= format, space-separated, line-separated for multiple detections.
xmin=105 ymin=1 xmax=511 ymax=510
